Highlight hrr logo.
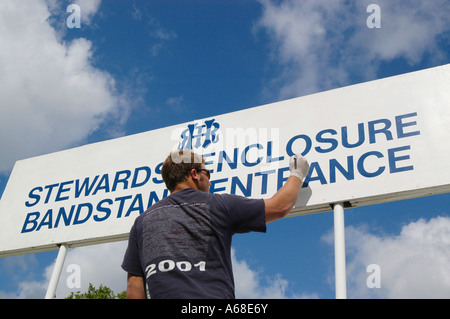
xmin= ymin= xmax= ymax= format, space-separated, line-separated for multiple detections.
xmin=178 ymin=119 xmax=220 ymax=150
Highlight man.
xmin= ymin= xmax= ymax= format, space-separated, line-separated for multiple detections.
xmin=121 ymin=149 xmax=309 ymax=299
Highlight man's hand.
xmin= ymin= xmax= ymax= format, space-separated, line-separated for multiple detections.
xmin=289 ymin=154 xmax=310 ymax=182
xmin=126 ymin=273 xmax=147 ymax=299
xmin=264 ymin=155 xmax=309 ymax=223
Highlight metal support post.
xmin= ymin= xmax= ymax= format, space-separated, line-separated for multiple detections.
xmin=45 ymin=244 xmax=69 ymax=299
xmin=333 ymin=203 xmax=347 ymax=299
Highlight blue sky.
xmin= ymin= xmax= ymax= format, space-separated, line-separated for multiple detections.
xmin=1 ymin=0 xmax=450 ymax=299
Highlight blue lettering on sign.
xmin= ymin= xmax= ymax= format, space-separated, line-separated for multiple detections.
xmin=75 ymin=175 xmax=99 ymax=198
xmin=242 ymin=144 xmax=263 ymax=167
xmin=21 ymin=189 xmax=170 ymax=233
xmin=330 ymin=157 xmax=354 ymax=183
xmin=21 ymin=112 xmax=421 ymax=234
xmin=315 ymin=129 xmax=338 ymax=153
xmin=342 ymin=123 xmax=365 ymax=148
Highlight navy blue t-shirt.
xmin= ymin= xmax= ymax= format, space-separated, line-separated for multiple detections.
xmin=121 ymin=188 xmax=266 ymax=299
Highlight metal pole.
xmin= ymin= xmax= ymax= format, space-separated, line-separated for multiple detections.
xmin=333 ymin=203 xmax=347 ymax=299
xmin=45 ymin=244 xmax=69 ymax=299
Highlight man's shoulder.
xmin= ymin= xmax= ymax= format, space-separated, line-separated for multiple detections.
xmin=141 ymin=188 xmax=210 ymax=212
xmin=139 ymin=188 xmax=253 ymax=217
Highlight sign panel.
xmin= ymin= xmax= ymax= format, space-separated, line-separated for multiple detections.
xmin=1 ymin=64 xmax=450 ymax=256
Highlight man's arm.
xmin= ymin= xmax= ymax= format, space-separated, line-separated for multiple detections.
xmin=126 ymin=273 xmax=147 ymax=299
xmin=264 ymin=155 xmax=309 ymax=223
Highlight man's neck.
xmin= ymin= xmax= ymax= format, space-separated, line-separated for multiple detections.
xmin=171 ymin=180 xmax=198 ymax=194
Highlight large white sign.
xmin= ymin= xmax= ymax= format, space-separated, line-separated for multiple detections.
xmin=1 ymin=64 xmax=450 ymax=256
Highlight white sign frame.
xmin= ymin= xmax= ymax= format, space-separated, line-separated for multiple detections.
xmin=1 ymin=64 xmax=450 ymax=257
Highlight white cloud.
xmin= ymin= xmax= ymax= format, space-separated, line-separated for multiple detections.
xmin=3 ymin=242 xmax=301 ymax=299
xmin=73 ymin=0 xmax=102 ymax=25
xmin=11 ymin=216 xmax=446 ymax=299
xmin=165 ymin=96 xmax=186 ymax=114
xmin=324 ymin=216 xmax=450 ymax=298
xmin=0 ymin=242 xmax=127 ymax=299
xmin=232 ymin=248 xmax=293 ymax=299
xmin=361 ymin=1 xmax=449 ymax=63
xmin=149 ymin=27 xmax=177 ymax=57
xmin=0 ymin=0 xmax=128 ymax=174
xmin=54 ymin=241 xmax=128 ymax=298
xmin=55 ymin=245 xmax=296 ymax=299
xmin=16 ymin=280 xmax=48 ymax=299
xmin=256 ymin=0 xmax=450 ymax=99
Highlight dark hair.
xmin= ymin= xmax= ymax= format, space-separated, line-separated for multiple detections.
xmin=161 ymin=150 xmax=205 ymax=192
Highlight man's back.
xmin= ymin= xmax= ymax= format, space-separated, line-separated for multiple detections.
xmin=122 ymin=187 xmax=265 ymax=298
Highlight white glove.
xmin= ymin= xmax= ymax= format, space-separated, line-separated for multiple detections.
xmin=289 ymin=154 xmax=309 ymax=181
